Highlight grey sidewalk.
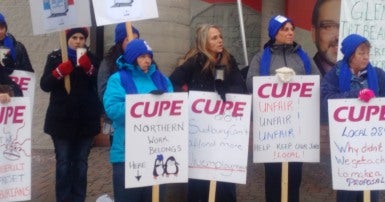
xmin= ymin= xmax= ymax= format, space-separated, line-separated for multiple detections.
xmin=30 ymin=147 xmax=384 ymax=202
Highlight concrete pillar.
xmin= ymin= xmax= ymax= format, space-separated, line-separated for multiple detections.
xmin=261 ymin=0 xmax=285 ymax=48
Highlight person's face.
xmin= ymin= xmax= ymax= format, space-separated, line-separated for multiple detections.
xmin=136 ymin=54 xmax=152 ymax=73
xmin=275 ymin=22 xmax=295 ymax=45
xmin=312 ymin=0 xmax=341 ymax=65
xmin=0 ymin=25 xmax=6 ymax=41
xmin=67 ymin=33 xmax=86 ymax=50
xmin=349 ymin=43 xmax=370 ymax=75
xmin=206 ymin=27 xmax=223 ymax=57
xmin=121 ymin=33 xmax=139 ymax=51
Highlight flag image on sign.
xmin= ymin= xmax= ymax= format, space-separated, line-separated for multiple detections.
xmin=112 ymin=0 xmax=134 ymax=7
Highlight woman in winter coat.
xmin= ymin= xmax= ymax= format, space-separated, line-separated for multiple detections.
xmin=246 ymin=15 xmax=319 ymax=202
xmin=169 ymin=23 xmax=247 ymax=202
xmin=40 ymin=27 xmax=102 ymax=202
xmin=321 ymin=34 xmax=385 ymax=202
xmin=103 ymin=39 xmax=173 ymax=202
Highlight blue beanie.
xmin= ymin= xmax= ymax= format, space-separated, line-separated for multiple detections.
xmin=115 ymin=23 xmax=140 ymax=44
xmin=123 ymin=39 xmax=153 ymax=64
xmin=0 ymin=13 xmax=7 ymax=29
xmin=341 ymin=34 xmax=368 ymax=61
xmin=268 ymin=15 xmax=293 ymax=39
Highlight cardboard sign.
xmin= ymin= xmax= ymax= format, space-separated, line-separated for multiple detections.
xmin=125 ymin=92 xmax=188 ymax=188
xmin=92 ymin=0 xmax=159 ymax=26
xmin=252 ymin=75 xmax=320 ymax=163
xmin=188 ymin=91 xmax=251 ymax=184
xmin=29 ymin=0 xmax=91 ymax=35
xmin=328 ymin=98 xmax=385 ymax=190
xmin=0 ymin=98 xmax=32 ymax=201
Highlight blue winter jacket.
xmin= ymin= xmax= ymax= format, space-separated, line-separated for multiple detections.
xmin=320 ymin=61 xmax=385 ymax=123
xmin=103 ymin=58 xmax=173 ymax=163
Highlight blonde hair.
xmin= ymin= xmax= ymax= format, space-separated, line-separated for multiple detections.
xmin=184 ymin=24 xmax=232 ymax=74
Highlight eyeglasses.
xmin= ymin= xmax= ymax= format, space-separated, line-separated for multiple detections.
xmin=318 ymin=21 xmax=339 ymax=30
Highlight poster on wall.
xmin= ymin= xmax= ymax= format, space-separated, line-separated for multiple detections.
xmin=124 ymin=92 xmax=188 ymax=188
xmin=29 ymin=0 xmax=91 ymax=35
xmin=252 ymin=75 xmax=320 ymax=163
xmin=328 ymin=98 xmax=385 ymax=190
xmin=188 ymin=91 xmax=251 ymax=184
xmin=338 ymin=0 xmax=385 ymax=69
xmin=0 ymin=98 xmax=32 ymax=201
xmin=92 ymin=0 xmax=158 ymax=26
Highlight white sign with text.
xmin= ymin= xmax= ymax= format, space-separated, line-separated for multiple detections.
xmin=0 ymin=98 xmax=32 ymax=201
xmin=252 ymin=75 xmax=320 ymax=163
xmin=125 ymin=92 xmax=188 ymax=188
xmin=188 ymin=91 xmax=251 ymax=184
xmin=328 ymin=98 xmax=385 ymax=190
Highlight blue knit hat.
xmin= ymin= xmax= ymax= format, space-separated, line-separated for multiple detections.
xmin=340 ymin=34 xmax=368 ymax=61
xmin=115 ymin=23 xmax=140 ymax=44
xmin=123 ymin=39 xmax=153 ymax=64
xmin=0 ymin=13 xmax=7 ymax=29
xmin=268 ymin=15 xmax=293 ymax=39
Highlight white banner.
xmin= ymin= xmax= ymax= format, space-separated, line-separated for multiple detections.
xmin=92 ymin=0 xmax=158 ymax=26
xmin=188 ymin=91 xmax=251 ymax=184
xmin=29 ymin=0 xmax=91 ymax=35
xmin=328 ymin=98 xmax=385 ymax=190
xmin=338 ymin=0 xmax=385 ymax=69
xmin=252 ymin=75 xmax=320 ymax=163
xmin=0 ymin=98 xmax=32 ymax=201
xmin=125 ymin=92 xmax=188 ymax=188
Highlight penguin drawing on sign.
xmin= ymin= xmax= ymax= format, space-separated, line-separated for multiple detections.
xmin=164 ymin=156 xmax=179 ymax=177
xmin=153 ymin=154 xmax=164 ymax=179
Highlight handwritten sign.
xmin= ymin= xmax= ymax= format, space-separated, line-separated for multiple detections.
xmin=29 ymin=0 xmax=92 ymax=35
xmin=252 ymin=75 xmax=320 ymax=163
xmin=338 ymin=0 xmax=385 ymax=69
xmin=0 ymin=98 xmax=32 ymax=201
xmin=188 ymin=91 xmax=251 ymax=184
xmin=125 ymin=92 xmax=188 ymax=188
xmin=328 ymin=98 xmax=385 ymax=190
xmin=92 ymin=0 xmax=158 ymax=26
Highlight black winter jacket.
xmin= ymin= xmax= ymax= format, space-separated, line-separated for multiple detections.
xmin=170 ymin=53 xmax=247 ymax=95
xmin=40 ymin=49 xmax=102 ymax=138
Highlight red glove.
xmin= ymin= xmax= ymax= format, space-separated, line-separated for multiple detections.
xmin=358 ymin=88 xmax=375 ymax=102
xmin=78 ymin=54 xmax=95 ymax=76
xmin=52 ymin=61 xmax=73 ymax=79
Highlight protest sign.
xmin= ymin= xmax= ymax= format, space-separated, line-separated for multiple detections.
xmin=92 ymin=0 xmax=158 ymax=26
xmin=29 ymin=0 xmax=92 ymax=35
xmin=252 ymin=75 xmax=320 ymax=163
xmin=338 ymin=0 xmax=385 ymax=69
xmin=125 ymin=92 xmax=188 ymax=188
xmin=188 ymin=91 xmax=251 ymax=184
xmin=328 ymin=98 xmax=385 ymax=190
xmin=0 ymin=98 xmax=32 ymax=201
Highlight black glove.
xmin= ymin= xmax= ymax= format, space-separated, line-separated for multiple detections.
xmin=150 ymin=90 xmax=164 ymax=95
xmin=2 ymin=54 xmax=15 ymax=69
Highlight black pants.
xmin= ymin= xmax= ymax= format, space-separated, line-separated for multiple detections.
xmin=188 ymin=179 xmax=236 ymax=202
xmin=336 ymin=190 xmax=379 ymax=202
xmin=264 ymin=162 xmax=303 ymax=202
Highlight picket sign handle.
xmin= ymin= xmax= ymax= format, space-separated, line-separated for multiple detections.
xmin=152 ymin=185 xmax=159 ymax=202
xmin=125 ymin=21 xmax=134 ymax=42
xmin=281 ymin=162 xmax=288 ymax=202
xmin=208 ymin=180 xmax=217 ymax=202
xmin=363 ymin=190 xmax=370 ymax=202
xmin=59 ymin=31 xmax=70 ymax=94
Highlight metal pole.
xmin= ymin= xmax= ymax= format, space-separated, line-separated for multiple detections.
xmin=236 ymin=0 xmax=248 ymax=66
